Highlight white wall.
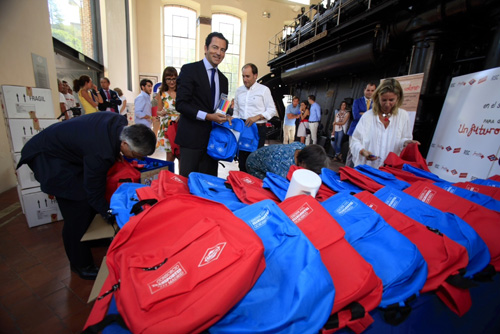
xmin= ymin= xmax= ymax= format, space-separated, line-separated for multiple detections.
xmin=0 ymin=0 xmax=60 ymax=193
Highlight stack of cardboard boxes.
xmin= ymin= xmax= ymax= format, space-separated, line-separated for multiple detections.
xmin=1 ymin=85 xmax=62 ymax=227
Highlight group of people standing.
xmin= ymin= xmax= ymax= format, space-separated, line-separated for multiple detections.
xmin=283 ymin=79 xmax=419 ymax=169
xmin=58 ymin=75 xmax=129 ymax=120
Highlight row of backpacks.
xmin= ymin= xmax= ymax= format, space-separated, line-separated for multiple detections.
xmin=83 ymin=144 xmax=500 ymax=334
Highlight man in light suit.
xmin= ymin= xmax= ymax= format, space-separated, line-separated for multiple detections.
xmin=175 ymin=32 xmax=229 ymax=177
xmin=345 ymin=82 xmax=376 ymax=167
xmin=98 ymin=77 xmax=122 ymax=113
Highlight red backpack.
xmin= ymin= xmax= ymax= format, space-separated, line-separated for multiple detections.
xmin=279 ymin=195 xmax=383 ymax=334
xmin=339 ymin=166 xmax=384 ymax=193
xmin=404 ymin=181 xmax=500 ymax=272
xmin=379 ymin=165 xmax=432 ymax=184
xmin=84 ymin=195 xmax=266 ymax=334
xmin=384 ymin=143 xmax=431 ymax=172
xmin=354 ymin=191 xmax=473 ymax=316
xmin=106 ymin=160 xmax=141 ymax=202
xmin=226 ymin=171 xmax=280 ymax=204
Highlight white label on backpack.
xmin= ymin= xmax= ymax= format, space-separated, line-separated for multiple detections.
xmin=249 ymin=208 xmax=270 ymax=230
xmin=199 ymin=242 xmax=226 ymax=267
xmin=335 ymin=200 xmax=357 ymax=216
xmin=170 ymin=175 xmax=185 ymax=184
xmin=368 ymin=203 xmax=378 ymax=211
xmin=418 ymin=187 xmax=436 ymax=204
xmin=149 ymin=262 xmax=186 ymax=294
xmin=289 ymin=202 xmax=313 ymax=224
xmin=385 ymin=193 xmax=401 ymax=208
xmin=241 ymin=177 xmax=254 ymax=184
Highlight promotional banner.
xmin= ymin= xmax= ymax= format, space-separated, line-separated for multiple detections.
xmin=388 ymin=73 xmax=424 ymax=131
xmin=426 ymin=67 xmax=500 ymax=182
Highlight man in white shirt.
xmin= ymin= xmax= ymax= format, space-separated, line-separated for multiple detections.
xmin=134 ymin=79 xmax=153 ymax=127
xmin=62 ymin=81 xmax=77 ymax=109
xmin=58 ymin=79 xmax=71 ymax=120
xmin=229 ymin=63 xmax=277 ymax=172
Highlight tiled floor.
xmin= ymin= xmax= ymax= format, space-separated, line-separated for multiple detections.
xmin=0 ymin=187 xmax=109 ymax=334
xmin=0 ymin=141 xmax=342 ymax=334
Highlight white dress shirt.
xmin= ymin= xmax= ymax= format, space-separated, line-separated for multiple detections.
xmin=233 ymin=82 xmax=277 ymax=124
xmin=350 ymin=108 xmax=412 ymax=168
xmin=134 ymin=91 xmax=152 ymax=127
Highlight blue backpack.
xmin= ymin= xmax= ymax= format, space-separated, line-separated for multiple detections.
xmin=374 ymin=186 xmax=490 ymax=277
xmin=321 ymin=192 xmax=428 ymax=317
xmin=262 ymin=172 xmax=289 ymax=201
xmin=110 ymin=183 xmax=148 ymax=228
xmin=238 ymin=122 xmax=259 ymax=152
xmin=187 ymin=172 xmax=247 ymax=211
xmin=402 ymin=164 xmax=443 ymax=182
xmin=207 ymin=119 xmax=245 ymax=162
xmin=355 ymin=164 xmax=411 ymax=190
xmin=210 ymin=200 xmax=335 ymax=334
xmin=470 ymin=178 xmax=500 ymax=188
xmin=320 ymin=168 xmax=363 ymax=193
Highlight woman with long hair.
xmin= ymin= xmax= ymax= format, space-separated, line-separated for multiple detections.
xmin=350 ymin=78 xmax=420 ymax=168
xmin=155 ymin=67 xmax=180 ymax=162
xmin=296 ymin=100 xmax=310 ymax=145
xmin=331 ymin=100 xmax=350 ymax=161
xmin=113 ymin=87 xmax=128 ymax=118
xmin=73 ymin=75 xmax=103 ymax=114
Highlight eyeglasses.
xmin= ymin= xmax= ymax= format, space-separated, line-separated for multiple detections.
xmin=165 ymin=78 xmax=177 ymax=82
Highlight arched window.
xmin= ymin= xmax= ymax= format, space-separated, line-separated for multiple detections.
xmin=163 ymin=5 xmax=197 ymax=72
xmin=212 ymin=13 xmax=241 ymax=98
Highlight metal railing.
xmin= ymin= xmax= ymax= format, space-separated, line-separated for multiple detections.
xmin=268 ymin=0 xmax=371 ymax=62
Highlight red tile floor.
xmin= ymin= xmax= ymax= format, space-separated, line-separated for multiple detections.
xmin=0 ymin=187 xmax=107 ymax=334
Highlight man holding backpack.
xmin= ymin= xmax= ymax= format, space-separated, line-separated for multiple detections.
xmin=228 ymin=63 xmax=276 ymax=172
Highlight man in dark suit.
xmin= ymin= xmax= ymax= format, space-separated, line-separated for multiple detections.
xmin=175 ymin=32 xmax=229 ymax=177
xmin=17 ymin=112 xmax=156 ymax=280
xmin=98 ymin=77 xmax=122 ymax=113
xmin=345 ymin=82 xmax=376 ymax=166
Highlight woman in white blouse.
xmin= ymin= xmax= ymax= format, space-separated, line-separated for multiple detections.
xmin=350 ymin=78 xmax=420 ymax=168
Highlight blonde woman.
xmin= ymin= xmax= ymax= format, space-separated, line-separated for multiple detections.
xmin=155 ymin=66 xmax=180 ymax=162
xmin=73 ymin=75 xmax=103 ymax=114
xmin=350 ymin=78 xmax=420 ymax=168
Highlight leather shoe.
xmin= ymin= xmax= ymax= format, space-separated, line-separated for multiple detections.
xmin=71 ymin=264 xmax=99 ymax=280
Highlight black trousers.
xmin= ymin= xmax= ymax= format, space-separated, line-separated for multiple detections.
xmin=238 ymin=124 xmax=267 ymax=172
xmin=179 ymin=146 xmax=218 ymax=177
xmin=57 ymin=197 xmax=97 ymax=268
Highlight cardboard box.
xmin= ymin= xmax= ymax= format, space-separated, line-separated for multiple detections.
xmin=7 ymin=118 xmax=59 ymax=152
xmin=14 ymin=153 xmax=40 ymax=189
xmin=132 ymin=158 xmax=174 ymax=186
xmin=19 ymin=187 xmax=63 ymax=228
xmin=1 ymin=85 xmax=56 ymax=119
xmin=81 ymin=214 xmax=117 ymax=242
xmin=88 ymin=256 xmax=109 ymax=303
